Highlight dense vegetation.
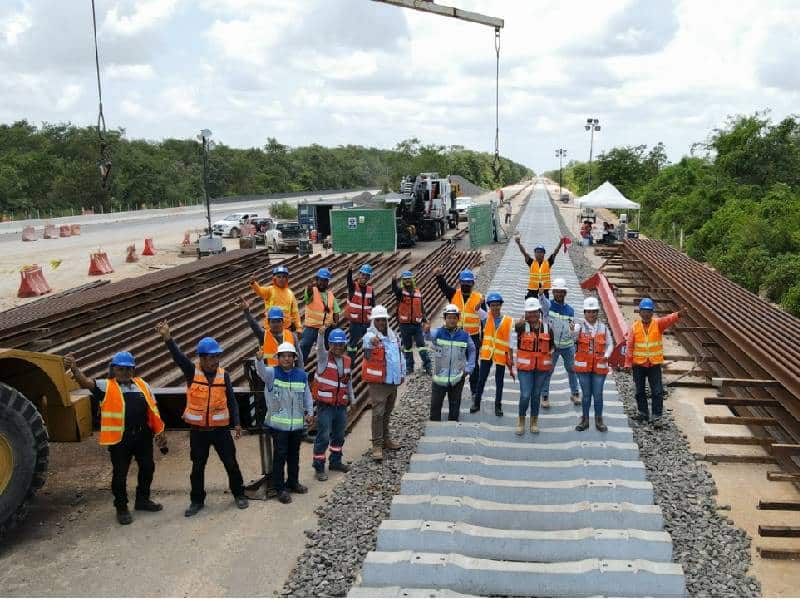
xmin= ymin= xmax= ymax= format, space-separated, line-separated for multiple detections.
xmin=543 ymin=112 xmax=800 ymax=316
xmin=0 ymin=121 xmax=532 ymax=219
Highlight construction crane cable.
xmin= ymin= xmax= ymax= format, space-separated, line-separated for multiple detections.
xmin=90 ymin=0 xmax=112 ymax=190
xmin=493 ymin=26 xmax=501 ymax=183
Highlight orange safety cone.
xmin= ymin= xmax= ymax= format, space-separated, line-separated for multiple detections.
xmin=59 ymin=225 xmax=71 ymax=237
xmin=43 ymin=224 xmax=57 ymax=239
xmin=21 ymin=226 xmax=37 ymax=242
xmin=70 ymin=224 xmax=81 ymax=236
xmin=88 ymin=252 xmax=114 ymax=275
xmin=181 ymin=231 xmax=191 ymax=246
xmin=18 ymin=265 xmax=52 ymax=297
xmin=142 ymin=238 xmax=156 ymax=255
xmin=126 ymin=244 xmax=139 ymax=263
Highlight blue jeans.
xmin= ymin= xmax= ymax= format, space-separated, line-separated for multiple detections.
xmin=518 ymin=370 xmax=548 ymax=417
xmin=633 ymin=364 xmax=664 ymax=418
xmin=299 ymin=326 xmax=320 ymax=366
xmin=542 ymin=344 xmax=579 ymax=397
xmin=577 ymin=372 xmax=606 ymax=418
xmin=347 ymin=322 xmax=368 ymax=363
xmin=313 ymin=403 xmax=347 ymax=471
xmin=474 ymin=359 xmax=505 ymax=408
xmin=399 ymin=323 xmax=431 ymax=372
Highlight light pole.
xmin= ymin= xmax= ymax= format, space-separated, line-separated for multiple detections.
xmin=555 ymin=148 xmax=567 ymax=197
xmin=197 ymin=129 xmax=214 ymax=237
xmin=584 ymin=117 xmax=600 ymax=192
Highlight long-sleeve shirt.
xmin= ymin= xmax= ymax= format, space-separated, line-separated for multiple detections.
xmin=316 ymin=328 xmax=356 ymax=403
xmin=164 ymin=338 xmax=240 ymax=427
xmin=362 ymin=326 xmax=405 ymax=384
xmin=429 ymin=326 xmax=477 ymax=374
xmin=540 ymin=295 xmax=579 ymax=349
xmin=347 ymin=269 xmax=377 ymax=309
xmin=243 ymin=309 xmax=304 ymax=364
xmin=254 ymin=361 xmax=314 ymax=413
xmin=391 ymin=279 xmax=428 ymax=323
xmin=624 ymin=313 xmax=680 ymax=368
xmin=434 ymin=275 xmax=488 ymax=315
xmin=250 ymin=281 xmax=302 ymax=331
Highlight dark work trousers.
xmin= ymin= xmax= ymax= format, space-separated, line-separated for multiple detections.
xmin=633 ymin=364 xmax=664 ymax=418
xmin=526 ymin=288 xmax=550 ymax=299
xmin=313 ymin=403 xmax=347 ymax=471
xmin=468 ymin=334 xmax=481 ymax=393
xmin=108 ymin=428 xmax=155 ymax=509
xmin=430 ymin=377 xmax=466 ymax=421
xmin=474 ymin=359 xmax=506 ymax=409
xmin=399 ymin=323 xmax=431 ymax=373
xmin=189 ymin=428 xmax=245 ymax=504
xmin=271 ymin=428 xmax=304 ymax=492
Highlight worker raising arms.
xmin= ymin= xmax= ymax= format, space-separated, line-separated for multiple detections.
xmin=239 ymin=297 xmax=303 ymax=365
xmin=299 ymin=268 xmax=341 ymax=364
xmin=250 ymin=265 xmax=301 ymax=332
xmin=346 ymin=264 xmax=375 ymax=363
xmin=515 ymin=234 xmax=563 ymax=299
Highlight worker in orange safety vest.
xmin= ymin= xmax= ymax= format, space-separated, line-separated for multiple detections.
xmin=472 ymin=292 xmax=515 ymax=417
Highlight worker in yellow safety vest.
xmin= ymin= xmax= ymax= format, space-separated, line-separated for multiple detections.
xmin=515 ymin=234 xmax=564 ymax=299
xmin=250 ymin=265 xmax=302 ymax=332
xmin=299 ymin=267 xmax=341 ymax=364
xmin=472 ymin=292 xmax=515 ymax=416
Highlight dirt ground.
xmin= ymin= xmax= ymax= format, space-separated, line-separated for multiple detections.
xmin=552 ymin=192 xmax=800 ymax=597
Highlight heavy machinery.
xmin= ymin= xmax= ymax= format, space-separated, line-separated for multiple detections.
xmin=396 ymin=173 xmax=459 ymax=241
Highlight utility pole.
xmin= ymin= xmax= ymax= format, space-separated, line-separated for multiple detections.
xmin=199 ymin=129 xmax=214 ymax=237
xmin=555 ymin=148 xmax=567 ymax=197
xmin=584 ymin=118 xmax=600 ymax=192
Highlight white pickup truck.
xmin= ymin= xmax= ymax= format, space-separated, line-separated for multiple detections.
xmin=211 ymin=212 xmax=259 ymax=238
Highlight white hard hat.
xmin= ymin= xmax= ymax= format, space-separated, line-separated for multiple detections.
xmin=442 ymin=303 xmax=460 ymax=316
xmin=583 ymin=297 xmax=600 ymax=311
xmin=276 ymin=342 xmax=297 ymax=355
xmin=524 ymin=298 xmax=541 ymax=312
xmin=370 ymin=305 xmax=389 ymax=320
xmin=551 ymin=278 xmax=568 ymax=291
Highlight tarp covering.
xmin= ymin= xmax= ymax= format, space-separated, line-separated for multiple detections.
xmin=577 ymin=181 xmax=640 ymax=209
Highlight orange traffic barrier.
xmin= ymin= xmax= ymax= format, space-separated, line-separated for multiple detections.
xmin=18 ymin=265 xmax=51 ymax=298
xmin=70 ymin=224 xmax=81 ymax=235
xmin=142 ymin=238 xmax=156 ymax=256
xmin=182 ymin=231 xmax=191 ymax=245
xmin=59 ymin=225 xmax=71 ymax=237
xmin=88 ymin=252 xmax=114 ymax=275
xmin=21 ymin=226 xmax=37 ymax=242
xmin=126 ymin=244 xmax=139 ymax=263
xmin=43 ymin=224 xmax=57 ymax=238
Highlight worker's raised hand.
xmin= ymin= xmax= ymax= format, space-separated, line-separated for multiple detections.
xmin=63 ymin=353 xmax=77 ymax=371
xmin=514 ymin=233 xmax=521 ymax=243
xmin=249 ymin=274 xmax=257 ymax=285
xmin=238 ymin=294 xmax=250 ymax=311
xmin=155 ymin=321 xmax=171 ymax=340
xmin=433 ymin=266 xmax=443 ymax=276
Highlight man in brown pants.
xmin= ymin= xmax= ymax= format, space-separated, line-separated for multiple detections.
xmin=361 ymin=305 xmax=406 ymax=461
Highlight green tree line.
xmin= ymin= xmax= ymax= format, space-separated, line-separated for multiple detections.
xmin=542 ymin=111 xmax=800 ymax=316
xmin=0 ymin=121 xmax=532 ymax=219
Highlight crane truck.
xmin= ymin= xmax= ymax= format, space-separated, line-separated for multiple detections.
xmin=396 ymin=173 xmax=459 ymax=242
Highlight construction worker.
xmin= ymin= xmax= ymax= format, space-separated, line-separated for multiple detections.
xmin=515 ymin=297 xmax=553 ymax=435
xmin=239 ymin=297 xmax=303 ymax=364
xmin=254 ymin=342 xmax=313 ymax=503
xmin=472 ymin=292 xmax=515 ymax=417
xmin=574 ymin=297 xmax=613 ymax=432
xmin=434 ymin=266 xmax=487 ymax=397
xmin=64 ymin=352 xmax=166 ymax=525
xmin=250 ymin=265 xmax=301 ymax=332
xmin=539 ymin=278 xmax=581 ymax=408
xmin=312 ymin=327 xmax=354 ymax=481
xmin=427 ymin=303 xmax=476 ymax=421
xmin=392 ymin=270 xmax=432 ymax=376
xmin=624 ymin=299 xmax=681 ymax=428
xmin=346 ymin=265 xmax=375 ymax=363
xmin=156 ymin=321 xmax=249 ymax=516
xmin=515 ymin=234 xmax=564 ymax=299
xmin=299 ymin=268 xmax=341 ymax=363
xmin=361 ymin=305 xmax=405 ymax=461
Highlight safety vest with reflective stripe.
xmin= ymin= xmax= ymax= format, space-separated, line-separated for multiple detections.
xmin=305 ymin=287 xmax=335 ymax=328
xmin=631 ymin=319 xmax=664 ymax=365
xmin=254 ymin=281 xmax=299 ymax=331
xmin=549 ymin=308 xmax=577 ymax=348
xmin=262 ymin=329 xmax=295 ymax=366
xmin=347 ymin=283 xmax=373 ymax=324
xmin=184 ymin=366 xmax=229 ymax=427
xmin=313 ymin=355 xmax=351 ymax=406
xmin=480 ymin=315 xmax=513 ymax=365
xmin=432 ymin=329 xmax=469 ymax=386
xmin=99 ymin=378 xmax=164 ymax=446
xmin=362 ymin=339 xmax=386 ymax=383
xmin=266 ymin=367 xmax=308 ymax=431
xmin=451 ymin=289 xmax=483 ymax=336
xmin=398 ymin=289 xmax=424 ymax=324
xmin=516 ymin=322 xmax=552 ymax=372
xmin=574 ymin=323 xmax=609 ymax=375
xmin=528 ymin=259 xmax=551 ymax=290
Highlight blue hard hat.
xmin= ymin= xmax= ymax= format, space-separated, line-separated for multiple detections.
xmin=534 ymin=245 xmax=546 ymax=253
xmin=328 ymin=328 xmax=347 ymax=345
xmin=110 ymin=351 xmax=136 ymax=368
xmin=400 ymin=270 xmax=413 ymax=279
xmin=639 ymin=298 xmax=655 ymax=311
xmin=273 ymin=265 xmax=289 ymax=276
xmin=459 ymin=269 xmax=475 ymax=283
xmin=486 ymin=292 xmax=504 ymax=305
xmin=359 ymin=264 xmax=373 ymax=276
xmin=267 ymin=307 xmax=285 ymax=321
xmin=317 ymin=267 xmax=332 ymax=280
xmin=197 ymin=337 xmax=223 ymax=355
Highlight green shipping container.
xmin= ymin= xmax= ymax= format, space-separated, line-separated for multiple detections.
xmin=331 ymin=208 xmax=397 ymax=253
xmin=469 ymin=204 xmax=494 ymax=249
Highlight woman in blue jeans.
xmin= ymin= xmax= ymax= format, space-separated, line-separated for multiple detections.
xmin=573 ymin=297 xmax=613 ymax=432
xmin=514 ymin=297 xmax=553 ymax=435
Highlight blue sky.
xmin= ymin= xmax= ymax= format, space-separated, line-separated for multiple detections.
xmin=1 ymin=0 xmax=798 ymax=175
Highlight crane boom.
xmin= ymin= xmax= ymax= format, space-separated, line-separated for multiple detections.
xmin=371 ymin=0 xmax=503 ymax=28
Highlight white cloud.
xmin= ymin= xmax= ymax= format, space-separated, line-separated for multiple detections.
xmin=104 ymin=0 xmax=182 ymax=35
xmin=106 ymin=64 xmax=155 ymax=80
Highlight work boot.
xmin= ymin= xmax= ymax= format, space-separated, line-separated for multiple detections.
xmin=315 ymin=470 xmax=328 ymax=482
xmin=116 ymin=507 xmax=133 ymax=525
xmin=134 ymin=499 xmax=163 ymax=512
xmin=652 ymin=416 xmax=664 ymax=430
xmin=371 ymin=445 xmax=384 ymax=462
xmin=235 ymin=496 xmax=249 ymax=509
xmin=288 ymin=482 xmax=308 ymax=494
xmin=329 ymin=462 xmax=351 ymax=473
xmin=595 ymin=416 xmax=608 ymax=432
xmin=632 ymin=412 xmax=649 ymax=423
xmin=515 ymin=416 xmax=525 ymax=436
xmin=424 ymin=364 xmax=432 ymax=376
xmin=184 ymin=503 xmax=204 ymax=518
xmin=277 ymin=490 xmax=292 ymax=504
xmin=384 ymin=439 xmax=401 ymax=451
xmin=541 ymin=396 xmax=550 ymax=409
xmin=494 ymin=405 xmax=503 ymax=417
xmin=469 ymin=393 xmax=480 ymax=413
xmin=571 ymin=392 xmax=581 ymax=406
xmin=576 ymin=416 xmax=590 ymax=431
xmin=529 ymin=416 xmax=539 ymax=434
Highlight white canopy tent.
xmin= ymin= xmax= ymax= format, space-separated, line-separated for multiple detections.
xmin=577 ymin=180 xmax=641 ymax=230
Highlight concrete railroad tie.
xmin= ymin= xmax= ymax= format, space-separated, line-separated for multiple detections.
xmin=349 ymin=184 xmax=687 ymax=597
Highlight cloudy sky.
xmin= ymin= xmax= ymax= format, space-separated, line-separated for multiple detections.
xmin=1 ymin=0 xmax=798 ymax=174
